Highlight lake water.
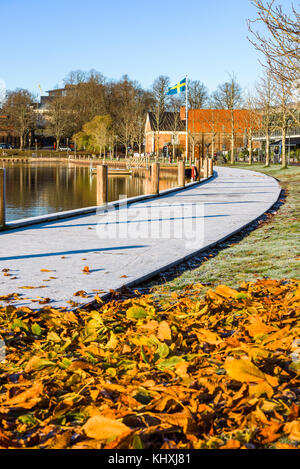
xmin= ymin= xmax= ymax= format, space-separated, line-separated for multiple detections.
xmin=2 ymin=162 xmax=179 ymax=222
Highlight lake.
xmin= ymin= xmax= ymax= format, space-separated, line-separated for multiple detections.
xmin=2 ymin=161 xmax=179 ymax=222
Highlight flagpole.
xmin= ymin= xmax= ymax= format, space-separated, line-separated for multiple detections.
xmin=185 ymin=74 xmax=188 ymax=163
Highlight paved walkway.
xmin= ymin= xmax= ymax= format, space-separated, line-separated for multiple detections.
xmin=0 ymin=167 xmax=281 ymax=309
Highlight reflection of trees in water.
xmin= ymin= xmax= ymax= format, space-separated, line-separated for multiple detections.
xmin=4 ymin=163 xmax=179 ymax=222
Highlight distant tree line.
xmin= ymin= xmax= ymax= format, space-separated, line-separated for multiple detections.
xmin=1 ymin=9 xmax=299 ymax=171
xmin=0 ymin=70 xmax=241 ymax=154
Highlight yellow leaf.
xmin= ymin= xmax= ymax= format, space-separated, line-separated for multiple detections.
xmin=250 ymin=381 xmax=274 ymax=398
xmin=195 ymin=328 xmax=222 ymax=345
xmin=214 ymin=285 xmax=239 ymax=298
xmin=225 ymin=358 xmax=266 ymax=383
xmin=82 ymin=416 xmax=130 ymax=440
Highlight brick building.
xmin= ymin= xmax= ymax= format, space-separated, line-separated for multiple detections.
xmin=0 ymin=115 xmax=19 ymax=146
xmin=145 ymin=107 xmax=260 ymax=158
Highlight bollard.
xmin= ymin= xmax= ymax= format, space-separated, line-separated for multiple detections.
xmin=151 ymin=162 xmax=160 ymax=195
xmin=203 ymin=158 xmax=209 ymax=179
xmin=178 ymin=160 xmax=185 ymax=187
xmin=97 ymin=164 xmax=108 ymax=205
xmin=0 ymin=168 xmax=5 ymax=228
xmin=208 ymin=158 xmax=213 ymax=177
xmin=195 ymin=158 xmax=201 ymax=181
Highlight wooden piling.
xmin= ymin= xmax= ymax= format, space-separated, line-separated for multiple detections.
xmin=178 ymin=160 xmax=185 ymax=187
xmin=151 ymin=162 xmax=160 ymax=195
xmin=97 ymin=165 xmax=108 ymax=205
xmin=195 ymin=158 xmax=201 ymax=181
xmin=208 ymin=158 xmax=213 ymax=177
xmin=203 ymin=158 xmax=209 ymax=179
xmin=0 ymin=168 xmax=5 ymax=227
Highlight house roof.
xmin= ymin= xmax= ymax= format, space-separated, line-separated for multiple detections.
xmin=188 ymin=109 xmax=260 ymax=133
xmin=147 ymin=112 xmax=186 ymax=132
xmin=147 ymin=109 xmax=260 ymax=134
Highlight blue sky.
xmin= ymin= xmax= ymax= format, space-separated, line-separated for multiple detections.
xmin=0 ymin=0 xmax=264 ymax=97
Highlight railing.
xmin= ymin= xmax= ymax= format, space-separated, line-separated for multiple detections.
xmin=253 ymin=127 xmax=300 ymax=140
xmin=96 ymin=158 xmax=213 ymax=205
xmin=127 ymin=155 xmax=150 ymax=169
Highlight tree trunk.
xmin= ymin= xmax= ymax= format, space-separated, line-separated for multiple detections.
xmin=211 ymin=137 xmax=215 ymax=160
xmin=230 ymin=110 xmax=235 ymax=164
xmin=248 ymin=130 xmax=253 ymax=165
xmin=281 ymin=126 xmax=287 ymax=168
xmin=231 ymin=134 xmax=235 ymax=164
xmin=265 ymin=133 xmax=270 ymax=167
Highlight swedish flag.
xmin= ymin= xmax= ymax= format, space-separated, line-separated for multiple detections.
xmin=166 ymin=78 xmax=186 ymax=95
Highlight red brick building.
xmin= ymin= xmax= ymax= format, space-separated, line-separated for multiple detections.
xmin=145 ymin=108 xmax=260 ymax=158
xmin=0 ymin=115 xmax=19 ymax=146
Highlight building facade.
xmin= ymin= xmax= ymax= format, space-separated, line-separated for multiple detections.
xmin=145 ymin=108 xmax=260 ymax=158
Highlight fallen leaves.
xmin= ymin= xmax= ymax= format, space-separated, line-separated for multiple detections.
xmin=0 ymin=278 xmax=299 ymax=449
xmin=82 ymin=416 xmax=131 ymax=440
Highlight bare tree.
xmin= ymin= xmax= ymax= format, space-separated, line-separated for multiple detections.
xmin=211 ymin=74 xmax=243 ymax=163
xmin=110 ymin=75 xmax=140 ymax=158
xmin=2 ymin=89 xmax=36 ymax=150
xmin=45 ymin=96 xmax=69 ymax=150
xmin=63 ymin=70 xmax=107 ymax=136
xmin=169 ymin=96 xmax=182 ymax=160
xmin=248 ymin=0 xmax=300 ymax=89
xmin=243 ymin=93 xmax=261 ymax=164
xmin=151 ymin=76 xmax=170 ymax=159
xmin=130 ymin=89 xmax=153 ymax=156
xmin=255 ymin=72 xmax=277 ymax=166
xmin=188 ymin=80 xmax=209 ymax=109
xmin=274 ymin=76 xmax=294 ymax=168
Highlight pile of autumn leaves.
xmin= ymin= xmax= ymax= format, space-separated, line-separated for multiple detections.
xmin=0 ymin=278 xmax=299 ymax=449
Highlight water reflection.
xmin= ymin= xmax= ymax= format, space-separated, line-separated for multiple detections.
xmin=3 ymin=162 xmax=179 ymax=222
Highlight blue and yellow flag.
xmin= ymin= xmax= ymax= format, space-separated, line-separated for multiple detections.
xmin=166 ymin=78 xmax=186 ymax=95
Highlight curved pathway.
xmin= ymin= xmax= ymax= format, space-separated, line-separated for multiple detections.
xmin=0 ymin=167 xmax=281 ymax=309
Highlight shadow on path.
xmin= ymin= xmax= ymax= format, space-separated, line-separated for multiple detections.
xmin=0 ymin=245 xmax=148 ymax=261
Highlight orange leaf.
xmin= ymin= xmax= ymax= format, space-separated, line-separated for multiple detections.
xmin=157 ymin=321 xmax=172 ymax=341
xmin=81 ymin=416 xmax=131 ymax=440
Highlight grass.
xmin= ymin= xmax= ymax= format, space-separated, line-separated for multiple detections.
xmin=147 ymin=163 xmax=300 ymax=298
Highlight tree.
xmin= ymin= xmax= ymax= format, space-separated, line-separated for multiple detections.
xmin=274 ymin=76 xmax=294 ymax=169
xmin=188 ymin=80 xmax=208 ymax=109
xmin=248 ymin=1 xmax=300 ymax=89
xmin=2 ymin=89 xmax=36 ymax=150
xmin=169 ymin=96 xmax=182 ymax=160
xmin=255 ymin=72 xmax=276 ymax=166
xmin=109 ymin=75 xmax=140 ymax=158
xmin=63 ymin=70 xmax=107 ymax=136
xmin=131 ymin=89 xmax=154 ymax=155
xmin=243 ymin=93 xmax=261 ymax=165
xmin=45 ymin=96 xmax=69 ymax=150
xmin=150 ymin=76 xmax=170 ymax=158
xmin=211 ymin=75 xmax=243 ymax=163
xmin=73 ymin=115 xmax=112 ymax=157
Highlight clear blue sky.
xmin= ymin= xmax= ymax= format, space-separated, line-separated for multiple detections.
xmin=0 ymin=0 xmax=263 ymax=97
